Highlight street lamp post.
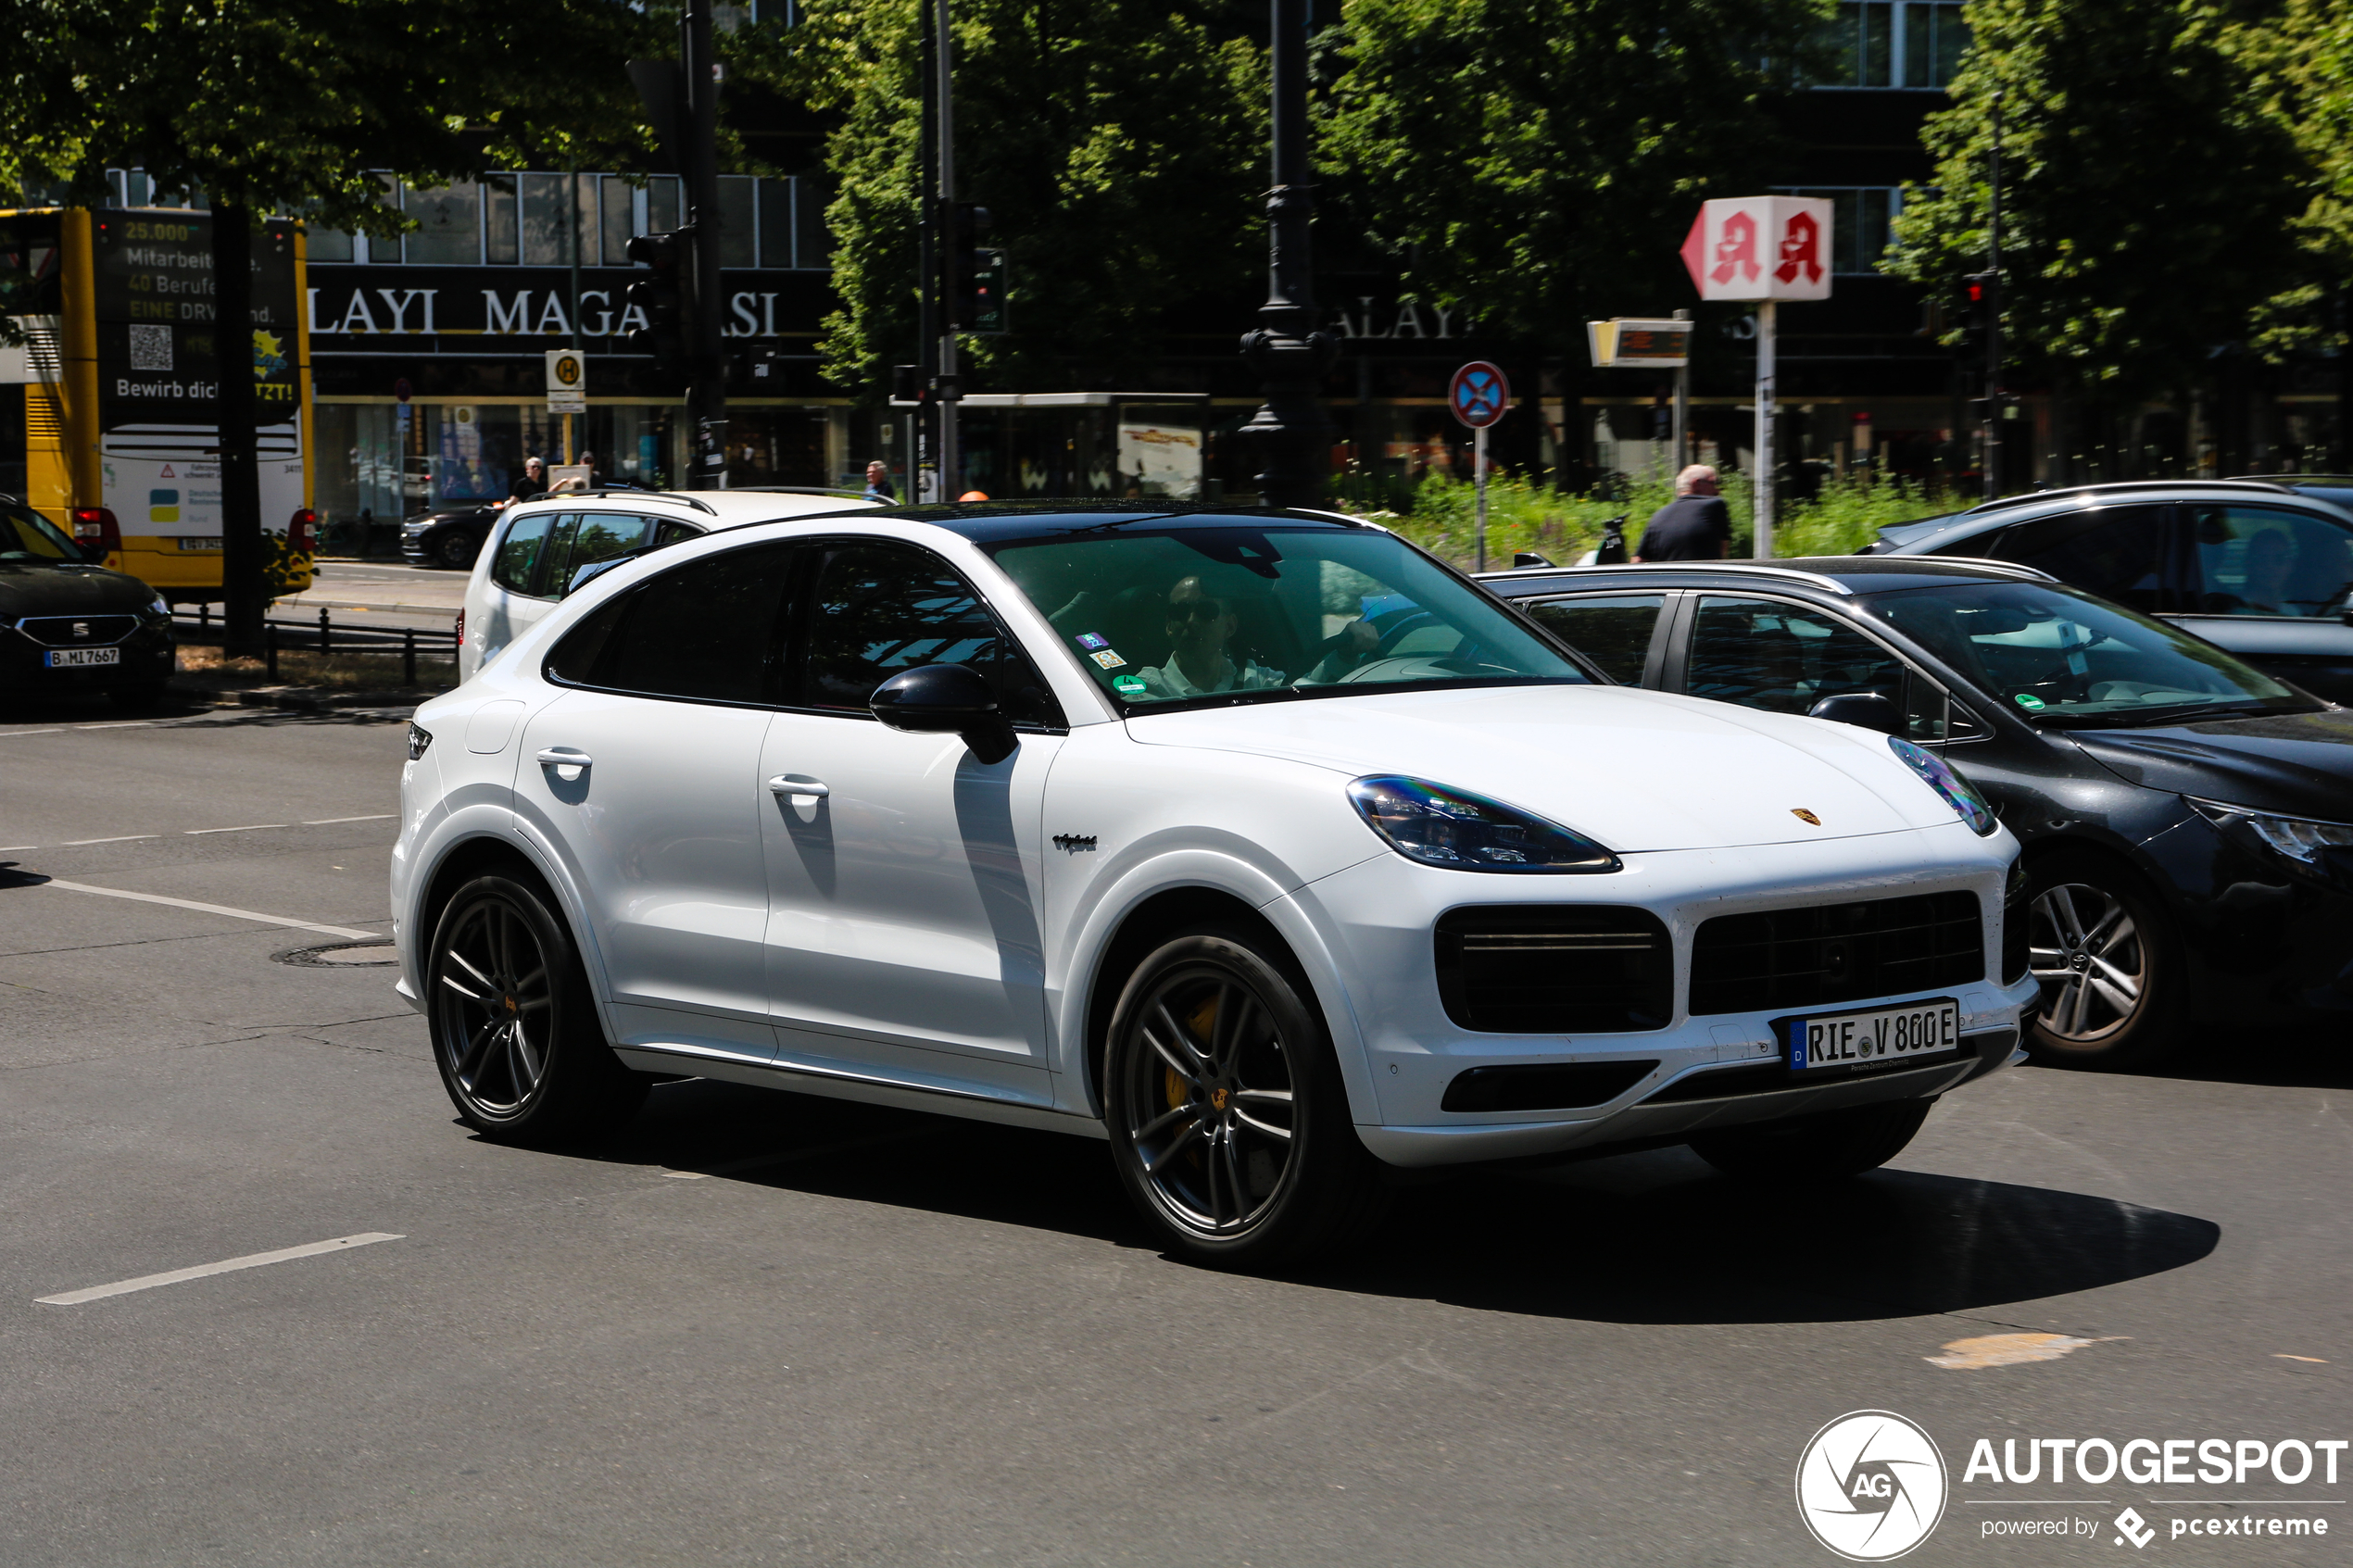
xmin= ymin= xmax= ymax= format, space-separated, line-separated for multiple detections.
xmin=1238 ymin=0 xmax=1335 ymax=510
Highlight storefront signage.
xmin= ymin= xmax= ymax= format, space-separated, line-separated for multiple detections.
xmin=305 ymin=265 xmax=832 ymax=348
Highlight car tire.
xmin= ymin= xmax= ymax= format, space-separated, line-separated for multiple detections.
xmin=425 ymin=873 xmax=647 ymax=1144
xmin=434 ymin=529 xmax=477 ymax=571
xmin=1103 ymin=926 xmax=1385 ymax=1268
xmin=2020 ymin=851 xmax=2183 ymax=1070
xmin=1688 ymin=1098 xmax=1933 ymax=1181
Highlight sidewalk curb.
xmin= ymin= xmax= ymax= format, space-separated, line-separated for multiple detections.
xmin=233 ymin=685 xmax=445 ymax=713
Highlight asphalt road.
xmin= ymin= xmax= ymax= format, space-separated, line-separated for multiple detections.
xmin=2 ymin=704 xmax=2347 ymax=1566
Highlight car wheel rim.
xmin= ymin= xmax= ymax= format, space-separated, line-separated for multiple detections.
xmin=434 ymin=897 xmax=554 ymax=1116
xmin=438 ymin=535 xmax=471 ymax=567
xmin=2028 ymin=881 xmax=2146 ymax=1047
xmin=1121 ymin=965 xmax=1299 ymax=1237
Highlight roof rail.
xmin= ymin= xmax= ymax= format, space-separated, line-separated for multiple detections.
xmin=725 ymin=485 xmax=870 ymax=500
xmin=550 ymin=488 xmax=718 ymax=516
xmin=2233 ymin=473 xmax=2353 ymax=485
xmin=1961 ymin=479 xmax=2292 ymax=514
xmin=1474 ymin=560 xmax=1856 ymax=596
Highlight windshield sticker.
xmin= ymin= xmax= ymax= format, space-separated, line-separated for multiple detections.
xmin=1076 ymin=633 xmax=1109 ymax=650
xmin=2014 ymin=692 xmax=2046 ymax=710
xmin=1112 ymin=674 xmax=1147 ymax=696
xmin=1090 ymin=648 xmax=1128 ymax=670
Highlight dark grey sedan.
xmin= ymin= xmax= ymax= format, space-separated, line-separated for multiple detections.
xmin=1865 ymin=478 xmax=2353 ymax=701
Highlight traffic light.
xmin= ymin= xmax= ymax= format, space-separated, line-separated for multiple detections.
xmin=946 ymin=203 xmax=993 ymax=332
xmin=625 ymin=227 xmax=693 ymax=370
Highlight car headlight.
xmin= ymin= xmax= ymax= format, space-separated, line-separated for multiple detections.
xmin=407 ymin=721 xmax=434 ymax=761
xmin=1346 ymin=775 xmax=1619 ymax=872
xmin=1888 ymin=736 xmax=1997 ymax=834
xmin=148 ymin=596 xmax=170 ymax=617
xmin=2188 ymin=797 xmax=2353 ymax=866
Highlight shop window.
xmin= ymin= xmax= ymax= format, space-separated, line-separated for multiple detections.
xmin=484 ymin=174 xmax=519 ymax=264
xmin=718 ymin=176 xmax=757 ymax=269
xmin=759 ymin=179 xmax=794 ymax=270
xmin=520 ymin=173 xmax=595 ymax=268
xmin=599 ymin=176 xmax=634 ymax=268
xmin=404 ymin=182 xmax=481 ymax=265
xmin=1807 ymin=0 xmax=1969 ymax=89
xmin=794 ymin=177 xmax=833 ymax=270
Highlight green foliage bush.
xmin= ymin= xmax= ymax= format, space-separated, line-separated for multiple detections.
xmin=1370 ymin=470 xmax=1946 ymax=568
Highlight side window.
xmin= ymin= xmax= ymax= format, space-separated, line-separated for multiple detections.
xmin=1989 ymin=505 xmax=2169 ymax=611
xmin=2185 ymin=505 xmax=2353 ymax=619
xmin=1903 ymin=672 xmax=1986 ymax=744
xmin=547 ymin=511 xmax=655 ymax=595
xmin=587 ymin=543 xmax=796 ymax=704
xmin=799 ymin=542 xmax=1058 ymax=725
xmin=652 ymin=519 xmax=700 ymax=547
xmin=491 ymin=510 xmax=556 ymax=595
xmin=1686 ymin=596 xmax=1905 ymax=716
xmin=1521 ymin=593 xmax=1666 ymax=684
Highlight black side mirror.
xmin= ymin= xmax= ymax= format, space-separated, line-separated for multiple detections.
xmin=1807 ymin=691 xmax=1906 ymax=735
xmin=870 ymin=663 xmax=1017 ymax=764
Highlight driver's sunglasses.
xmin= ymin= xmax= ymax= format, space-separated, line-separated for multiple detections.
xmin=1166 ymin=600 xmax=1226 ymax=623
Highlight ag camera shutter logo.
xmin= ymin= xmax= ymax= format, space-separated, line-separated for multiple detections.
xmin=1796 ymin=1411 xmax=1948 ymax=1561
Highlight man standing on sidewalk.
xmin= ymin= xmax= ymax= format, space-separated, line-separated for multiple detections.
xmin=1634 ymin=464 xmax=1733 ymax=561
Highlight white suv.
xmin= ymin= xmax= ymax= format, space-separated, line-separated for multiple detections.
xmin=396 ymin=502 xmax=2037 ymax=1265
xmin=457 ymin=488 xmax=875 ymax=681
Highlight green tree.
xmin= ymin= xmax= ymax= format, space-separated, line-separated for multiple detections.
xmin=1317 ymin=0 xmax=1828 ymax=468
xmin=1887 ymin=0 xmax=2309 ymax=413
xmin=3 ymin=0 xmax=654 ymax=647
xmin=778 ymin=0 xmax=1266 ymax=394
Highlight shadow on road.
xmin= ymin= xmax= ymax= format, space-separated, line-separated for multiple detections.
xmin=588 ymin=1077 xmax=2218 ymax=1326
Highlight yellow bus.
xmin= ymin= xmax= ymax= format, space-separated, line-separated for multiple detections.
xmin=0 ymin=206 xmax=315 ymax=599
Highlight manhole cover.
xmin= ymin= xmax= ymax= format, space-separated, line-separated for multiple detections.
xmin=273 ymin=940 xmax=399 ymax=968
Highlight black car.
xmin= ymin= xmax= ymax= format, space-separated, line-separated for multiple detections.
xmin=1865 ymin=479 xmax=2353 ymax=702
xmin=400 ymin=505 xmax=500 ymax=570
xmin=1 ymin=499 xmax=176 ymax=708
xmin=1478 ymin=555 xmax=2353 ymax=1070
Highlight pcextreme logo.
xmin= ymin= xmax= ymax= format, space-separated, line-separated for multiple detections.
xmin=1797 ymin=1411 xmax=1950 ymax=1561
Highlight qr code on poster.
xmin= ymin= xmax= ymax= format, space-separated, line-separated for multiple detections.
xmin=129 ymin=324 xmax=173 ymax=372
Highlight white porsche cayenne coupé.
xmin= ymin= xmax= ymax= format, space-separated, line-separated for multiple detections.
xmin=393 ymin=502 xmax=2038 ymax=1264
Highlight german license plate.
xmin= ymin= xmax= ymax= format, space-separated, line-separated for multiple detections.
xmin=177 ymin=537 xmax=223 ymax=551
xmin=44 ymin=646 xmax=120 ymax=668
xmin=1785 ymin=998 xmax=1960 ymax=1074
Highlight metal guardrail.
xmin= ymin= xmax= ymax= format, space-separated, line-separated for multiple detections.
xmin=172 ymin=606 xmax=461 ymax=688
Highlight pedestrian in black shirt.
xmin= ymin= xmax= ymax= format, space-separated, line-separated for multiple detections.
xmin=502 ymin=456 xmax=547 ymax=508
xmin=1635 ymin=464 xmax=1733 ymax=561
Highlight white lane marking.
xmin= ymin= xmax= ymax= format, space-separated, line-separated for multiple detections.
xmin=36 ymin=1232 xmax=404 ymax=1306
xmin=39 ymin=878 xmax=377 ymax=940
xmin=302 ymin=814 xmax=396 ymax=824
xmin=62 ymin=834 xmax=160 ymax=846
xmin=0 ymin=845 xmax=37 ymax=852
xmin=185 ymin=823 xmax=289 ymax=835
xmin=73 ymin=722 xmax=151 ymax=731
xmin=0 ymin=729 xmax=65 ymax=737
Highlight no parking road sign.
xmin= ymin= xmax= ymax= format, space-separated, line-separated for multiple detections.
xmin=1448 ymin=360 xmax=1510 ymax=429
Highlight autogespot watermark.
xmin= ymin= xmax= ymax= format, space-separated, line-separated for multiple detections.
xmin=1796 ymin=1413 xmax=2346 ymax=1557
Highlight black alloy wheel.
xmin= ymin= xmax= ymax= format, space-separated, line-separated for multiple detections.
xmin=426 ymin=874 xmax=646 ymax=1142
xmin=2021 ymin=851 xmax=2183 ymax=1070
xmin=433 ymin=528 xmax=478 ymax=570
xmin=1104 ymin=927 xmax=1382 ymax=1266
xmin=1688 ymin=1098 xmax=1934 ymax=1180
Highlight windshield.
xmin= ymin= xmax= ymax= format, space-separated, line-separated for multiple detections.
xmin=986 ymin=521 xmax=1588 ymax=709
xmin=1861 ymin=579 xmax=2309 ymax=724
xmin=0 ymin=505 xmax=82 ymax=563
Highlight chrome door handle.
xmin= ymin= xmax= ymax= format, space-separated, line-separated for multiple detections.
xmin=536 ymin=747 xmax=591 ymax=781
xmin=767 ymin=775 xmax=830 ymax=798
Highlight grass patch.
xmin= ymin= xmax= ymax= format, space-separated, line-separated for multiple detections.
xmin=174 ymin=641 xmax=457 ymax=693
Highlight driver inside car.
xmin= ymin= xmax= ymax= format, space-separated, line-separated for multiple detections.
xmin=1135 ymin=576 xmax=1290 ymax=698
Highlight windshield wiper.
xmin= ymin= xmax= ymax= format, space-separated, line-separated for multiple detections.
xmin=2035 ymin=699 xmax=2313 ymax=729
